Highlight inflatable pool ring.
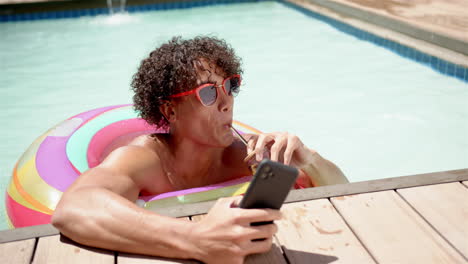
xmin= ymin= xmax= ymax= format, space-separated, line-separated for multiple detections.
xmin=5 ymin=105 xmax=262 ymax=228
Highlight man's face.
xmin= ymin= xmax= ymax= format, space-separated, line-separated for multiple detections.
xmin=172 ymin=59 xmax=235 ymax=148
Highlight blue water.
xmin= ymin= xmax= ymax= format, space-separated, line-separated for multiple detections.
xmin=1 ymin=1 xmax=467 ymax=230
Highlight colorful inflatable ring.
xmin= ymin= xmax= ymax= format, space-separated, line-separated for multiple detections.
xmin=5 ymin=105 xmax=261 ymax=228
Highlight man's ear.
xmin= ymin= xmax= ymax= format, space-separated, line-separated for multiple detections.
xmin=160 ymin=101 xmax=177 ymax=123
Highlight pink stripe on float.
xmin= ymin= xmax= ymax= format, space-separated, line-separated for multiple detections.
xmin=142 ymin=176 xmax=252 ymax=202
xmin=35 ymin=105 xmax=131 ymax=192
xmin=87 ymin=118 xmax=165 ymax=168
xmin=69 ymin=104 xmax=130 ymax=122
xmin=6 ymin=193 xmax=51 ymax=228
xmin=36 ymin=136 xmax=80 ymax=192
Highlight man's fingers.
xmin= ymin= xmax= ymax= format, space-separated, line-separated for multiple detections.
xmin=283 ymin=135 xmax=300 ymax=165
xmin=244 ymin=237 xmax=274 ymax=255
xmin=215 ymin=199 xmax=283 ymax=221
xmin=244 ymin=151 xmax=257 ymax=163
xmin=247 ymin=132 xmax=306 ymax=165
xmin=216 ymin=196 xmax=243 ymax=208
xmin=283 ymin=141 xmax=294 ymax=166
xmin=269 ymin=134 xmax=287 ymax=162
xmin=255 ymin=134 xmax=277 ymax=162
xmin=230 ymin=196 xmax=243 ymax=208
xmin=247 ymin=136 xmax=257 ymax=154
xmin=248 ymin=223 xmax=278 ymax=240
xmin=235 ymin=223 xmax=278 ymax=244
xmin=235 ymin=208 xmax=282 ymax=224
xmin=254 ymin=134 xmax=268 ymax=161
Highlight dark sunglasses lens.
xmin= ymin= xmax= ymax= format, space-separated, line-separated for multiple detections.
xmin=224 ymin=76 xmax=240 ymax=96
xmin=198 ymin=85 xmax=217 ymax=105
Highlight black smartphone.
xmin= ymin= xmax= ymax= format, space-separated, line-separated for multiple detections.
xmin=240 ymin=159 xmax=298 ymax=210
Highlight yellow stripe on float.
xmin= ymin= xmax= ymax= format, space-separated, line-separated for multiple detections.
xmin=7 ymin=131 xmax=52 ymax=211
xmin=12 ymin=162 xmax=55 ymax=214
xmin=7 ymin=175 xmax=38 ymax=212
xmin=9 ymin=123 xmax=63 ymax=214
xmin=16 ymin=133 xmax=49 ymax=171
xmin=232 ymin=182 xmax=250 ymax=196
xmin=15 ymin=157 xmax=63 ymax=213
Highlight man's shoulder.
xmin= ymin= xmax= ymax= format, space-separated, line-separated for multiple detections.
xmin=99 ymin=136 xmax=171 ymax=192
xmin=100 ymin=135 xmax=163 ymax=174
xmin=128 ymin=134 xmax=162 ymax=150
xmin=120 ymin=134 xmax=166 ymax=159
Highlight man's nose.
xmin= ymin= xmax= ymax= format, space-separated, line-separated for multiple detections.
xmin=217 ymin=86 xmax=232 ymax=112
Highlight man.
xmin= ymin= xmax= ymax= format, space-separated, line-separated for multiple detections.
xmin=52 ymin=36 xmax=347 ymax=264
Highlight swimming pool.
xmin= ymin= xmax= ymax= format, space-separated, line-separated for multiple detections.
xmin=1 ymin=1 xmax=467 ymax=230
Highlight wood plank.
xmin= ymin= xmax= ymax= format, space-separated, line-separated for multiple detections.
xmin=118 ymin=254 xmax=198 ymax=264
xmin=397 ymin=182 xmax=468 ymax=258
xmin=146 ymin=169 xmax=468 ymax=219
xmin=0 ymin=224 xmax=58 ymax=243
xmin=0 ymin=239 xmax=35 ymax=264
xmin=117 ymin=217 xmax=199 ymax=264
xmin=32 ymin=235 xmax=114 ymax=264
xmin=190 ymin=215 xmax=287 ymax=264
xmin=331 ymin=190 xmax=465 ymax=263
xmin=287 ymin=169 xmax=468 ymax=205
xmin=275 ymin=199 xmax=375 ymax=263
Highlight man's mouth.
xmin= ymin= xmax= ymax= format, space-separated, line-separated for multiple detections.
xmin=223 ymin=121 xmax=232 ymax=128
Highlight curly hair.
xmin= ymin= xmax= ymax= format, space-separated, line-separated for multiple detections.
xmin=131 ymin=36 xmax=243 ymax=128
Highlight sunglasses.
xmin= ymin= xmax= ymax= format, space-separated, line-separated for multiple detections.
xmin=168 ymin=75 xmax=241 ymax=106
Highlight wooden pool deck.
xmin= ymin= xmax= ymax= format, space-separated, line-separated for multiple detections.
xmin=330 ymin=0 xmax=468 ymax=43
xmin=1 ymin=169 xmax=467 ymax=263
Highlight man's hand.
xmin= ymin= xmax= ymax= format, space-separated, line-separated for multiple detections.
xmin=246 ymin=132 xmax=312 ymax=167
xmin=189 ymin=196 xmax=281 ymax=264
xmin=245 ymin=132 xmax=348 ymax=186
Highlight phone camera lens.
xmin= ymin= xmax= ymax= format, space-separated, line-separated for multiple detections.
xmin=268 ymin=172 xmax=274 ymax=178
xmin=261 ymin=173 xmax=268 ymax=179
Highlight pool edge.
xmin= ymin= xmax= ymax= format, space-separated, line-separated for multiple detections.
xmin=283 ymin=0 xmax=468 ymax=82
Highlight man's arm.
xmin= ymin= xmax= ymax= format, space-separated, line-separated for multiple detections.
xmin=52 ymin=146 xmax=281 ymax=263
xmin=52 ymin=146 xmax=198 ymax=259
xmin=297 ymin=149 xmax=349 ymax=186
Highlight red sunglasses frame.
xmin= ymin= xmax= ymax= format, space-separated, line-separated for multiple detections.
xmin=168 ymin=74 xmax=241 ymax=106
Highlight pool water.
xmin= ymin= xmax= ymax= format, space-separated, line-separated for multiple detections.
xmin=1 ymin=1 xmax=467 ymax=230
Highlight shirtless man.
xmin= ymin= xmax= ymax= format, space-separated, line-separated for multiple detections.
xmin=52 ymin=36 xmax=347 ymax=264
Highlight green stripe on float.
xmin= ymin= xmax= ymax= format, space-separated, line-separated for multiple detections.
xmin=66 ymin=105 xmax=138 ymax=173
xmin=145 ymin=182 xmax=250 ymax=210
xmin=6 ymin=213 xmax=14 ymax=229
